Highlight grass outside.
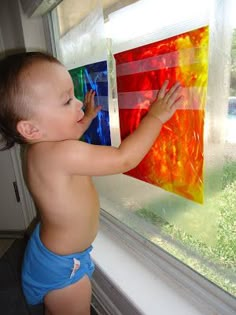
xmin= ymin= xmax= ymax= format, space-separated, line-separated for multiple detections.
xmin=136 ymin=157 xmax=236 ymax=296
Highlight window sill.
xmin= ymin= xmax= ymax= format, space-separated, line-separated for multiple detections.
xmin=91 ymin=211 xmax=235 ymax=315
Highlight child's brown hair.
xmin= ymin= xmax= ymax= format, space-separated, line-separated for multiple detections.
xmin=0 ymin=51 xmax=61 ymax=150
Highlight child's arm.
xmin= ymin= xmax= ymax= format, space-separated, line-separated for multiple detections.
xmin=78 ymin=90 xmax=102 ymax=135
xmin=49 ymin=80 xmax=183 ymax=176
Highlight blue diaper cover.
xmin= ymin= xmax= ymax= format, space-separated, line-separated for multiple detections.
xmin=21 ymin=224 xmax=95 ymax=305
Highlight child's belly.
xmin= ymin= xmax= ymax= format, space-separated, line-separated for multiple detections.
xmin=39 ymin=204 xmax=100 ymax=255
xmin=30 ymin=175 xmax=100 ymax=254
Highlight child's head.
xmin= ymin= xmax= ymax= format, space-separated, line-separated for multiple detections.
xmin=0 ymin=52 xmax=62 ymax=149
xmin=0 ymin=51 xmax=85 ymax=149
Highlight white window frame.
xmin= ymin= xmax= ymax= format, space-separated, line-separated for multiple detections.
xmin=42 ymin=2 xmax=236 ymax=314
xmin=91 ymin=210 xmax=236 ymax=315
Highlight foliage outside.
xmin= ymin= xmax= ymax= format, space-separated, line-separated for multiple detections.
xmin=137 ymin=158 xmax=236 ymax=296
xmin=230 ymin=29 xmax=236 ymax=95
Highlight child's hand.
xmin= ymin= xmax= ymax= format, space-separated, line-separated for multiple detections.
xmin=148 ymin=80 xmax=183 ymax=124
xmin=83 ymin=90 xmax=102 ymax=120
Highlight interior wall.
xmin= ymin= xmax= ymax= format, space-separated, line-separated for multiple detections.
xmin=19 ymin=1 xmax=47 ymax=52
xmin=0 ymin=0 xmax=47 ymax=228
xmin=0 ymin=0 xmax=25 ymax=54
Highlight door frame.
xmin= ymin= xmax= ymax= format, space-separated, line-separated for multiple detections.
xmin=10 ymin=145 xmax=36 ymax=229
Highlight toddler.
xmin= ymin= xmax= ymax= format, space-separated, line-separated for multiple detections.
xmin=0 ymin=52 xmax=183 ymax=315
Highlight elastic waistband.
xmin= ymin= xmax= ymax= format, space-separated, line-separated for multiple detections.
xmin=31 ymin=223 xmax=93 ymax=260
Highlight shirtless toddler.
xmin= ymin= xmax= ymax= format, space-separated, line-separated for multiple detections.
xmin=0 ymin=52 xmax=183 ymax=315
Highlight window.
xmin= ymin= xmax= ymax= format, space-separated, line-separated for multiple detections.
xmin=51 ymin=0 xmax=236 ymax=299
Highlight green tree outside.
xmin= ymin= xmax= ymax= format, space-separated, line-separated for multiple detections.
xmin=230 ymin=29 xmax=236 ymax=95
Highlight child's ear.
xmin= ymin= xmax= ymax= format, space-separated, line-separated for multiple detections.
xmin=16 ymin=120 xmax=41 ymax=141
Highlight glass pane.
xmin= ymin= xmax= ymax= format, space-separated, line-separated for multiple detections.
xmin=53 ymin=0 xmax=236 ymax=297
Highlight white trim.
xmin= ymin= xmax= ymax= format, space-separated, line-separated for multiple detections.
xmin=91 ymin=210 xmax=236 ymax=315
xmin=50 ymin=9 xmax=62 ymax=59
xmin=92 ymin=265 xmax=141 ymax=315
xmin=20 ymin=0 xmax=62 ymax=17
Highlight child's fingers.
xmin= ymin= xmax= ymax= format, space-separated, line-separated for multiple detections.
xmin=84 ymin=92 xmax=89 ymax=105
xmin=90 ymin=90 xmax=95 ymax=103
xmin=86 ymin=91 xmax=91 ymax=104
xmin=95 ymin=105 xmax=102 ymax=113
xmin=157 ymin=80 xmax=169 ymax=99
xmin=84 ymin=90 xmax=95 ymax=105
xmin=164 ymin=82 xmax=181 ymax=102
xmin=165 ymin=85 xmax=182 ymax=106
xmin=170 ymin=95 xmax=184 ymax=111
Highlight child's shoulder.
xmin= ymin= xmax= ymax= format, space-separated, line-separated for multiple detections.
xmin=29 ymin=140 xmax=79 ymax=155
xmin=28 ymin=141 xmax=58 ymax=157
xmin=27 ymin=140 xmax=84 ymax=170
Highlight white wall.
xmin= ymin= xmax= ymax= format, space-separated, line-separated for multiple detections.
xmin=0 ymin=0 xmax=25 ymax=52
xmin=19 ymin=1 xmax=47 ymax=52
xmin=0 ymin=0 xmax=46 ymax=229
xmin=0 ymin=0 xmax=47 ymax=54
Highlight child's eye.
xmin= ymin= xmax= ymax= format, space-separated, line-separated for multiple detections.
xmin=64 ymin=98 xmax=73 ymax=105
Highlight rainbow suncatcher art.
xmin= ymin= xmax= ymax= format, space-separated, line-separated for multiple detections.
xmin=114 ymin=26 xmax=209 ymax=203
xmin=69 ymin=61 xmax=111 ymax=145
